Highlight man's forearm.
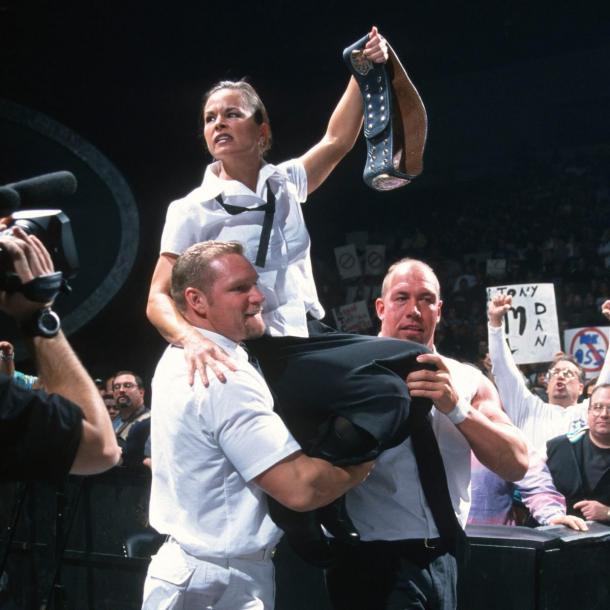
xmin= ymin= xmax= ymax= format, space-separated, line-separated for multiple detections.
xmin=487 ymin=324 xmax=534 ymax=422
xmin=30 ymin=332 xmax=120 ymax=473
xmin=256 ymin=452 xmax=370 ymax=512
xmin=294 ymin=457 xmax=369 ymax=511
xmin=517 ymin=450 xmax=567 ymax=524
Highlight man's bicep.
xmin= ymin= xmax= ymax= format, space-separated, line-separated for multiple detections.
xmin=472 ymin=375 xmax=514 ymax=426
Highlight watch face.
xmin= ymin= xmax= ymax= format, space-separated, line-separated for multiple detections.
xmin=38 ymin=309 xmax=61 ymax=336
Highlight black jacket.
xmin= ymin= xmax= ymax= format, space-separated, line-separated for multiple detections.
xmin=547 ymin=429 xmax=610 ymax=515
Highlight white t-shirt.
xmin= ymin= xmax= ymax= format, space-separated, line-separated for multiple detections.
xmin=160 ymin=159 xmax=323 ymax=337
xmin=149 ymin=328 xmax=300 ymax=558
xmin=345 ymin=355 xmax=478 ymax=541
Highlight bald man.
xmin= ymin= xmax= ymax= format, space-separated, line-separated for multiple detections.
xmin=326 ymin=258 xmax=527 ymax=610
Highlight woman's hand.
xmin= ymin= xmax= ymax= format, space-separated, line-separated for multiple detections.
xmin=182 ymin=326 xmax=237 ymax=387
xmin=549 ymin=514 xmax=588 ymax=531
xmin=364 ymin=26 xmax=389 ymax=64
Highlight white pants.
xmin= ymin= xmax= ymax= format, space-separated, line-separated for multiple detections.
xmin=142 ymin=540 xmax=275 ymax=610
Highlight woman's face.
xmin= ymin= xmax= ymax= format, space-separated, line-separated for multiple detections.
xmin=203 ymin=89 xmax=268 ymax=162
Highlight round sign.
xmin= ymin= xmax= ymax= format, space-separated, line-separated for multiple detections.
xmin=569 ymin=327 xmax=609 ymax=374
xmin=339 ymin=252 xmax=356 ymax=270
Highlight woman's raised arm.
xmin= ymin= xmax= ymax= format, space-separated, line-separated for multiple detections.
xmin=300 ymin=26 xmax=388 ymax=194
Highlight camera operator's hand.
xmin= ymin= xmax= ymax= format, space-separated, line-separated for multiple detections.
xmin=0 ymin=227 xmax=55 ymax=321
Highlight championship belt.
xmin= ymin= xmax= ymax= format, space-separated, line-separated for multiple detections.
xmin=343 ymin=34 xmax=428 ymax=191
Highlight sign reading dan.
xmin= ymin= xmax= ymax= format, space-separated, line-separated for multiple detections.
xmin=486 ymin=283 xmax=560 ymax=364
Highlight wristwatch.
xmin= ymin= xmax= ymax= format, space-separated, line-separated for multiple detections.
xmin=21 ymin=307 xmax=61 ymax=338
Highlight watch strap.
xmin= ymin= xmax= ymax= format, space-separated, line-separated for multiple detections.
xmin=20 ymin=307 xmax=61 ymax=338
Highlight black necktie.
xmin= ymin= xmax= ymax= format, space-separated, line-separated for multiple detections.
xmin=241 ymin=343 xmax=264 ymax=376
xmin=410 ymin=407 xmax=464 ymax=551
xmin=215 ymin=181 xmax=276 ymax=268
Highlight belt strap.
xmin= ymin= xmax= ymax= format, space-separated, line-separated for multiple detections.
xmin=168 ymin=538 xmax=275 ymax=562
xmin=215 ymin=180 xmax=276 ymax=267
xmin=343 ymin=33 xmax=428 ymax=191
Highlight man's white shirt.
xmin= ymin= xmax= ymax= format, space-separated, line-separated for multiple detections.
xmin=149 ymin=328 xmax=300 ymax=558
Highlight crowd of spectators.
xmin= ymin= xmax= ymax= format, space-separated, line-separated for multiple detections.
xmin=318 ymin=143 xmax=610 ymax=371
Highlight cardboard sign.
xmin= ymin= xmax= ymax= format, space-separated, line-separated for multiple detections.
xmin=364 ymin=245 xmax=386 ymax=276
xmin=334 ymin=244 xmax=362 ymax=280
xmin=564 ymin=326 xmax=610 ymax=379
xmin=332 ymin=301 xmax=373 ymax=333
xmin=487 ymin=283 xmax=561 ymax=364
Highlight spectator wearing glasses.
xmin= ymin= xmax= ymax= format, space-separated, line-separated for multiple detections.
xmin=547 ymin=384 xmax=610 ymax=522
xmin=112 ymin=370 xmax=151 ymax=467
xmin=487 ymin=295 xmax=610 ymax=455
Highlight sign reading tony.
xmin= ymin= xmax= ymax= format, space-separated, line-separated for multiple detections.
xmin=564 ymin=326 xmax=610 ymax=379
xmin=487 ymin=283 xmax=560 ymax=364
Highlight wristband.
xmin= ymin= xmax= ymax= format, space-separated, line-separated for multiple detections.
xmin=445 ymin=398 xmax=470 ymax=425
xmin=0 ymin=352 xmax=14 ymax=361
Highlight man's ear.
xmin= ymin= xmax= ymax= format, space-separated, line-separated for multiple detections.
xmin=375 ymin=297 xmax=385 ymax=322
xmin=436 ymin=299 xmax=443 ymax=323
xmin=184 ymin=287 xmax=209 ymax=317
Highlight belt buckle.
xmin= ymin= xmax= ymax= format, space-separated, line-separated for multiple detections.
xmin=423 ymin=538 xmax=436 ymax=549
xmin=350 ymin=49 xmax=373 ymax=76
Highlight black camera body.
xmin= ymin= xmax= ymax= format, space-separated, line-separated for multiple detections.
xmin=0 ymin=209 xmax=79 ymax=277
xmin=0 ymin=171 xmax=80 ymax=295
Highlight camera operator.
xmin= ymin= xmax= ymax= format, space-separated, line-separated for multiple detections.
xmin=0 ymin=228 xmax=121 ymax=481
